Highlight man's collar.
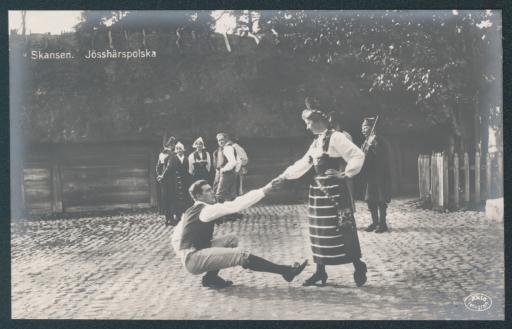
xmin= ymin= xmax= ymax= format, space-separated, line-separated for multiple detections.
xmin=194 ymin=200 xmax=214 ymax=206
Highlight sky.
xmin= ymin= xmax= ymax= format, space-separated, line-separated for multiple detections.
xmin=9 ymin=11 xmax=83 ymax=35
xmin=8 ymin=10 xmax=237 ymax=35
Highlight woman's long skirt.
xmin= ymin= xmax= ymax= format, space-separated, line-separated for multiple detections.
xmin=308 ymin=175 xmax=362 ymax=265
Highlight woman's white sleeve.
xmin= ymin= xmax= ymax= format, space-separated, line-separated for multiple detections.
xmin=331 ymin=132 xmax=365 ymax=178
xmin=280 ymin=143 xmax=314 ymax=180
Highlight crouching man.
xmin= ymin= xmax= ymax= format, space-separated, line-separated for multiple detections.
xmin=171 ymin=179 xmax=308 ymax=289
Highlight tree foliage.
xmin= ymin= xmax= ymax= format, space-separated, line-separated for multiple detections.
xmin=10 ymin=10 xmax=501 ymax=152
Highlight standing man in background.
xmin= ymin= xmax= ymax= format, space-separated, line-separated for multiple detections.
xmin=361 ymin=117 xmax=392 ymax=233
xmin=212 ymin=132 xmax=243 ymax=222
xmin=165 ymin=142 xmax=193 ymax=226
xmin=156 ymin=136 xmax=176 ymax=226
xmin=231 ymin=138 xmax=249 ymax=195
xmin=212 ymin=132 xmax=238 ymax=203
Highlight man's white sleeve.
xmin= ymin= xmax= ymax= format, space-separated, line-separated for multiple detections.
xmin=199 ymin=189 xmax=265 ymax=222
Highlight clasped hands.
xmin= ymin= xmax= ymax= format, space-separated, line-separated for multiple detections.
xmin=262 ymin=175 xmax=286 ymax=194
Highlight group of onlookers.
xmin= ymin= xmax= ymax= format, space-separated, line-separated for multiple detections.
xmin=156 ymin=133 xmax=248 ymax=226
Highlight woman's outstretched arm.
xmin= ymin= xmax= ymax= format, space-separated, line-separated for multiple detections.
xmin=278 ymin=142 xmax=314 ymax=180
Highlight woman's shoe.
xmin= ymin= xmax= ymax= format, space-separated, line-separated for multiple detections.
xmin=302 ymin=271 xmax=328 ymax=286
xmin=282 ymin=260 xmax=308 ymax=282
xmin=353 ymin=261 xmax=367 ymax=287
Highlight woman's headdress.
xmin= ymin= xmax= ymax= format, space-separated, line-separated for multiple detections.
xmin=175 ymin=142 xmax=185 ymax=152
xmin=193 ymin=137 xmax=205 ymax=148
xmin=302 ymin=97 xmax=332 ymax=124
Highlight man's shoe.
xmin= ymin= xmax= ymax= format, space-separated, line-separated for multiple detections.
xmin=375 ymin=224 xmax=388 ymax=233
xmin=201 ymin=275 xmax=233 ymax=289
xmin=365 ymin=223 xmax=377 ymax=232
xmin=282 ymin=260 xmax=308 ymax=282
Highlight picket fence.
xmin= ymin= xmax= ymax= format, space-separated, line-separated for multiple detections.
xmin=418 ymin=151 xmax=503 ymax=210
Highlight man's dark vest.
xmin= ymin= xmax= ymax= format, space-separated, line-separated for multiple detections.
xmin=179 ymin=203 xmax=215 ymax=250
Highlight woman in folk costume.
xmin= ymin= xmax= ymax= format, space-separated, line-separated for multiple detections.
xmin=156 ymin=136 xmax=176 ymax=225
xmin=188 ymin=137 xmax=212 ymax=183
xmin=166 ymin=141 xmax=193 ymax=226
xmin=277 ymin=105 xmax=368 ymax=287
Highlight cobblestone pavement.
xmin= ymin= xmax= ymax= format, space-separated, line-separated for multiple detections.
xmin=11 ymin=199 xmax=504 ymax=320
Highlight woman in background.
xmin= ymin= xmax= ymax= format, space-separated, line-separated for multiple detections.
xmin=188 ymin=137 xmax=212 ymax=183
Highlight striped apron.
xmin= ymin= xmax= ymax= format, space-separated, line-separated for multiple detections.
xmin=308 ymin=150 xmax=362 ymax=265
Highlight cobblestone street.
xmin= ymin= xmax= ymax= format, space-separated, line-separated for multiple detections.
xmin=11 ymin=199 xmax=504 ymax=320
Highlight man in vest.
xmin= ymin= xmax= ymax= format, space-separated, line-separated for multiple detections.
xmin=213 ymin=133 xmax=238 ymax=201
xmin=171 ymin=179 xmax=308 ymax=289
xmin=213 ymin=132 xmax=243 ymax=221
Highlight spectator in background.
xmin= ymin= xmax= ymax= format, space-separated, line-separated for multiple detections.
xmin=189 ymin=137 xmax=211 ymax=183
xmin=156 ymin=136 xmax=176 ymax=225
xmin=361 ymin=117 xmax=392 ymax=233
xmin=212 ymin=133 xmax=242 ymax=221
xmin=165 ymin=142 xmax=193 ymax=226
xmin=213 ymin=133 xmax=238 ymax=202
xmin=231 ymin=138 xmax=249 ymax=195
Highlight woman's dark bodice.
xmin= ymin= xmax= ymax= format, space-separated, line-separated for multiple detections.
xmin=313 ymin=154 xmax=343 ymax=176
xmin=310 ymin=130 xmax=347 ymax=176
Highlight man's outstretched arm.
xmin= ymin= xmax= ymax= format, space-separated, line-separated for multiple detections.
xmin=199 ymin=180 xmax=276 ymax=222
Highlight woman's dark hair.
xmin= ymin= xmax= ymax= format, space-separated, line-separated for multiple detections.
xmin=302 ymin=109 xmax=338 ymax=129
xmin=188 ymin=180 xmax=210 ymax=200
xmin=301 ymin=109 xmax=330 ymax=123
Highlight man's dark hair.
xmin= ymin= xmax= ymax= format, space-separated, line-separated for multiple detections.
xmin=189 ymin=180 xmax=210 ymax=200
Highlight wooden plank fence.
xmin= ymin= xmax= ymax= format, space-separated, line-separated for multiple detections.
xmin=19 ymin=143 xmax=158 ymax=215
xmin=418 ymin=151 xmax=503 ymax=210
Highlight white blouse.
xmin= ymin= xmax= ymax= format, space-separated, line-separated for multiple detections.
xmin=281 ymin=130 xmax=365 ymax=180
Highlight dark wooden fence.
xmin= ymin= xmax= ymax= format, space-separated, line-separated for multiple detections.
xmin=16 ymin=136 xmax=426 ymax=217
xmin=21 ymin=143 xmax=158 ymax=215
xmin=418 ymin=151 xmax=503 ymax=210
